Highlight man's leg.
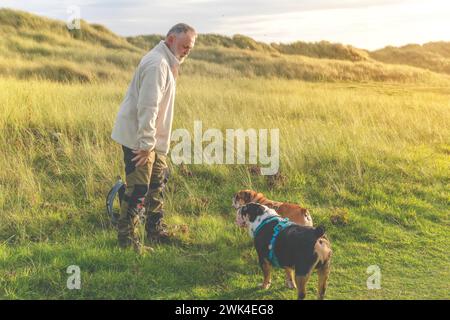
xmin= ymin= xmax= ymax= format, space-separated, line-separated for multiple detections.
xmin=117 ymin=146 xmax=155 ymax=250
xmin=145 ymin=152 xmax=170 ymax=243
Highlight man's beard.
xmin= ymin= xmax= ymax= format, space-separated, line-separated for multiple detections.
xmin=165 ymin=42 xmax=184 ymax=64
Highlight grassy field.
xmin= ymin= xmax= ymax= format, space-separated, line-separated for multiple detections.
xmin=0 ymin=8 xmax=449 ymax=300
xmin=0 ymin=75 xmax=449 ymax=299
xmin=3 ymin=8 xmax=450 ymax=84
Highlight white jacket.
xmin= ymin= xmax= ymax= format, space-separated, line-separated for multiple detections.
xmin=111 ymin=41 xmax=179 ymax=154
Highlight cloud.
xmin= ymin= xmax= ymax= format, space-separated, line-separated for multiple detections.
xmin=208 ymin=0 xmax=450 ymax=49
xmin=1 ymin=0 xmax=449 ymax=49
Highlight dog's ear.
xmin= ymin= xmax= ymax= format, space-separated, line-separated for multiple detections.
xmin=242 ymin=202 xmax=264 ymax=222
xmin=314 ymin=225 xmax=326 ymax=238
xmin=239 ymin=203 xmax=251 ymax=217
xmin=255 ymin=203 xmax=266 ymax=215
xmin=244 ymin=191 xmax=252 ymax=203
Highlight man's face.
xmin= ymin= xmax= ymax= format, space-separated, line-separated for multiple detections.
xmin=166 ymin=31 xmax=196 ymax=63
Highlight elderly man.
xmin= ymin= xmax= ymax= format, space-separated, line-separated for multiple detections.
xmin=111 ymin=23 xmax=197 ymax=251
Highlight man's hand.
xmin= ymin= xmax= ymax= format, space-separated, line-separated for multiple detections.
xmin=132 ymin=149 xmax=151 ymax=167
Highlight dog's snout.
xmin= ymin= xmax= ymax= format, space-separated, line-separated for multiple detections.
xmin=232 ymin=196 xmax=240 ymax=209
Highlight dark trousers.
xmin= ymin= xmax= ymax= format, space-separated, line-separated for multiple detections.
xmin=117 ymin=146 xmax=169 ymax=248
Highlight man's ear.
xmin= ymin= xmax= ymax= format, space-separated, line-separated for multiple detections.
xmin=166 ymin=34 xmax=176 ymax=45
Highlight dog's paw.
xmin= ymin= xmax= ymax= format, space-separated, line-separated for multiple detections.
xmin=259 ymin=282 xmax=271 ymax=290
xmin=285 ymin=280 xmax=297 ymax=289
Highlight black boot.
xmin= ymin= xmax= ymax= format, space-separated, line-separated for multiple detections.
xmin=146 ymin=211 xmax=172 ymax=244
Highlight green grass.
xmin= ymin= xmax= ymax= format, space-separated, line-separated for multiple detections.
xmin=1 ymin=76 xmax=449 ymax=299
xmin=371 ymin=42 xmax=450 ymax=76
xmin=0 ymin=7 xmax=449 ymax=300
xmin=2 ymin=8 xmax=450 ymax=84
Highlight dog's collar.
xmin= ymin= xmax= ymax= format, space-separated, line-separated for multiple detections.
xmin=252 ymin=216 xmax=281 ymax=238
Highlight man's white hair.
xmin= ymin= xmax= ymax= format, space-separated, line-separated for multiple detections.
xmin=166 ymin=23 xmax=197 ymax=37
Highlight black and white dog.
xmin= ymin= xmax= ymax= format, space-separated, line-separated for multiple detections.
xmin=236 ymin=202 xmax=332 ymax=300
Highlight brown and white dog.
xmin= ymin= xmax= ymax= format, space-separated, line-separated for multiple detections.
xmin=232 ymin=189 xmax=313 ymax=227
xmin=236 ymin=202 xmax=332 ymax=300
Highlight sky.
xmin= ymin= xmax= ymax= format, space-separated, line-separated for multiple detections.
xmin=1 ymin=0 xmax=449 ymax=50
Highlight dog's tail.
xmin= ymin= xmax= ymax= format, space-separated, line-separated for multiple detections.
xmin=314 ymin=225 xmax=326 ymax=239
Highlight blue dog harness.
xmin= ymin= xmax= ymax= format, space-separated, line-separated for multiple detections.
xmin=253 ymin=216 xmax=295 ymax=268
